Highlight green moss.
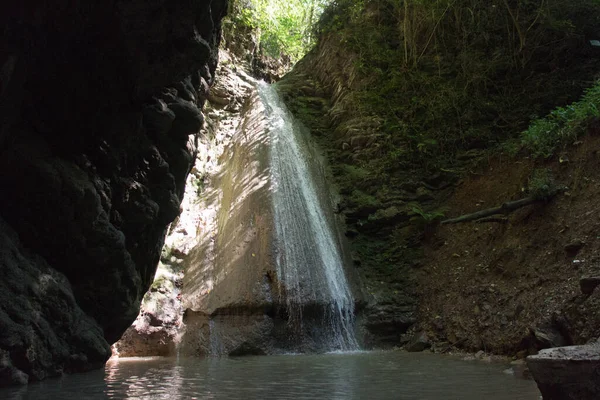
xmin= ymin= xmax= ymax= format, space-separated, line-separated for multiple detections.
xmin=280 ymin=1 xmax=600 ymax=317
xmin=340 ymin=164 xmax=369 ymax=181
xmin=150 ymin=275 xmax=168 ymax=291
xmin=348 ymin=189 xmax=380 ymax=209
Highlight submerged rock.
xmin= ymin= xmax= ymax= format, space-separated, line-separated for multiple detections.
xmin=229 ymin=342 xmax=267 ymax=357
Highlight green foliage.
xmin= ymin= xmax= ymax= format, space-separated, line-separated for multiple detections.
xmin=349 ymin=189 xmax=380 ymax=209
xmin=231 ymin=0 xmax=332 ymax=61
xmin=312 ymin=0 xmax=600 ymax=172
xmin=521 ymin=82 xmax=600 ymax=158
xmin=160 ymin=245 xmax=173 ymax=263
xmin=191 ymin=173 xmax=207 ymax=197
xmin=409 ymin=203 xmax=446 ymax=225
xmin=340 ymin=164 xmax=370 ymax=181
xmin=527 ymin=168 xmax=557 ymax=200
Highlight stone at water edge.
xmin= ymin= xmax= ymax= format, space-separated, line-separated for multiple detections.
xmin=531 ymin=324 xmax=569 ymax=349
xmin=526 ymin=345 xmax=600 ymax=400
xmin=579 ymin=276 xmax=600 ymax=295
xmin=406 ymin=331 xmax=431 ymax=352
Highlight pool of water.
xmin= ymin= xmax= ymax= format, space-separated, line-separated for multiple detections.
xmin=2 ymin=351 xmax=540 ymax=399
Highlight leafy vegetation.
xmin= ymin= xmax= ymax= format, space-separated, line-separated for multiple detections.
xmin=527 ymin=168 xmax=557 ymax=200
xmin=521 ymin=82 xmax=600 ymax=158
xmin=228 ymin=0 xmax=331 ymax=61
xmin=279 ymin=0 xmax=600 ymax=283
xmin=314 ymin=0 xmax=600 ymax=171
xmin=409 ymin=203 xmax=446 ymax=225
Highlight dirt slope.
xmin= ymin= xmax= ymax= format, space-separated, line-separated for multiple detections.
xmin=419 ymin=124 xmax=600 ymax=355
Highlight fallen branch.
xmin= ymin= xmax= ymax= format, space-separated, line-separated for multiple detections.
xmin=441 ymin=186 xmax=570 ymax=225
xmin=475 ymin=216 xmax=508 ymax=224
xmin=442 ymin=197 xmax=537 ymax=225
xmin=421 ymin=180 xmax=454 ymax=191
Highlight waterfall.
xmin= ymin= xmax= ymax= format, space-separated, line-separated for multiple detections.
xmin=257 ymin=81 xmax=359 ymax=352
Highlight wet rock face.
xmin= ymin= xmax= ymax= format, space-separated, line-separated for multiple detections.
xmin=0 ymin=0 xmax=226 ymax=385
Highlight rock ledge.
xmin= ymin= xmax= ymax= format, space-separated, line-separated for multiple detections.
xmin=527 ymin=344 xmax=600 ymax=400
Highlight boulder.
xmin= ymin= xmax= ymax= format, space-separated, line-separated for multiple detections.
xmin=580 ymin=276 xmax=600 ymax=295
xmin=527 ymin=345 xmax=600 ymax=400
xmin=364 ymin=302 xmax=416 ymax=345
xmin=532 ymin=324 xmax=569 ymax=349
xmin=564 ymin=240 xmax=585 ymax=255
xmin=406 ymin=331 xmax=431 ymax=352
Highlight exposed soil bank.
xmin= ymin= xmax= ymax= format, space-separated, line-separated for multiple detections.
xmin=419 ymin=126 xmax=600 ymax=355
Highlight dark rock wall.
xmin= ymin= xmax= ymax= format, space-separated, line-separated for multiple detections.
xmin=0 ymin=0 xmax=227 ymax=385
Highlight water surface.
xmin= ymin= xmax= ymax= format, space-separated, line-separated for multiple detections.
xmin=2 ymin=351 xmax=540 ymax=399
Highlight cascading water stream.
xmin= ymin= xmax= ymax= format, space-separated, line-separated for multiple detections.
xmin=257 ymin=81 xmax=359 ymax=352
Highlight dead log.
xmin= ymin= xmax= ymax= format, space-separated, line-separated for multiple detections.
xmin=475 ymin=216 xmax=508 ymax=224
xmin=441 ymin=197 xmax=537 ymax=225
xmin=441 ymin=185 xmax=566 ymax=225
xmin=441 ymin=196 xmax=558 ymax=225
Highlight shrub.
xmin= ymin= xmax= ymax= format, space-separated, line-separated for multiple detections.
xmin=521 ymin=82 xmax=600 ymax=158
xmin=313 ymin=0 xmax=600 ymax=170
xmin=528 ymin=169 xmax=556 ymax=200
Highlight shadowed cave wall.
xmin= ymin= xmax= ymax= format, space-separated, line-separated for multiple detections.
xmin=0 ymin=0 xmax=227 ymax=385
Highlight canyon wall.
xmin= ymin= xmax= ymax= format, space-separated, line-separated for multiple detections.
xmin=277 ymin=1 xmax=600 ymax=350
xmin=0 ymin=0 xmax=227 ymax=385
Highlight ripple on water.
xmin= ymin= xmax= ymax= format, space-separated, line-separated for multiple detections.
xmin=0 ymin=352 xmax=540 ymax=400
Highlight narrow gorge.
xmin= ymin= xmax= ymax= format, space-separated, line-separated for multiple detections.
xmin=2 ymin=0 xmax=600 ymax=399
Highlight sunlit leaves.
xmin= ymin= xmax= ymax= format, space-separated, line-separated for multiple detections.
xmin=235 ymin=0 xmax=332 ymax=61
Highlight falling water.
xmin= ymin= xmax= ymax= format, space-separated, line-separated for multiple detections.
xmin=257 ymin=81 xmax=359 ymax=351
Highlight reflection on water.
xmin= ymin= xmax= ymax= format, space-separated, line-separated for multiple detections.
xmin=2 ymin=351 xmax=540 ymax=399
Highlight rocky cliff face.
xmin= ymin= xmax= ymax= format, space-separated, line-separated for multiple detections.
xmin=0 ymin=0 xmax=227 ymax=385
xmin=178 ymin=65 xmax=361 ymax=356
xmin=115 ymin=47 xmax=363 ymax=358
xmin=112 ymin=49 xmax=257 ymax=357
